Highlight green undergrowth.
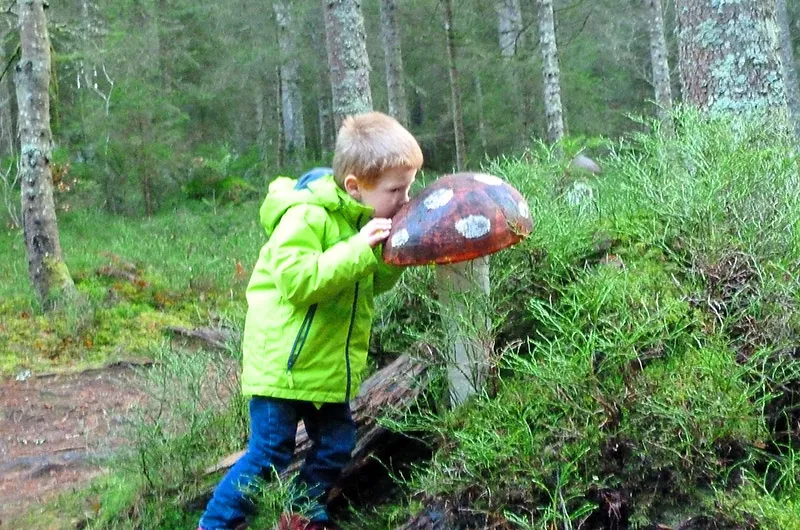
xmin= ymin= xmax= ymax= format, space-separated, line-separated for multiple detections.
xmin=0 ymin=202 xmax=262 ymax=374
xmin=376 ymin=110 xmax=800 ymax=529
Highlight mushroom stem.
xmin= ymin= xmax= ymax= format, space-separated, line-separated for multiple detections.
xmin=435 ymin=256 xmax=493 ymax=407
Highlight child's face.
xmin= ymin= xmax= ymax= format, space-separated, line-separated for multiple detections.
xmin=346 ymin=167 xmax=417 ymax=218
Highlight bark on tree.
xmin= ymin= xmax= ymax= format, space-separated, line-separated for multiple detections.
xmin=15 ymin=0 xmax=77 ymax=308
xmin=77 ymin=0 xmax=97 ymax=92
xmin=310 ymin=15 xmax=334 ymax=154
xmin=676 ymin=0 xmax=787 ymax=116
xmin=379 ymin=0 xmax=409 ymax=126
xmin=776 ymin=0 xmax=800 ymax=143
xmin=442 ymin=0 xmax=466 ymax=172
xmin=275 ymin=66 xmax=285 ymax=169
xmin=496 ymin=0 xmax=524 ymax=57
xmin=274 ymin=0 xmax=307 ymax=167
xmin=536 ymin=0 xmax=565 ymax=145
xmin=0 ymin=19 xmax=14 ymax=159
xmin=474 ymin=74 xmax=488 ymax=155
xmin=321 ymin=0 xmax=373 ymax=128
xmin=495 ymin=0 xmax=526 ymax=145
xmin=255 ymin=78 xmax=269 ymax=162
xmin=643 ymin=0 xmax=674 ymax=130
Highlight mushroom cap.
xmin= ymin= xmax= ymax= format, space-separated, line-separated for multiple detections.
xmin=382 ymin=172 xmax=533 ymax=266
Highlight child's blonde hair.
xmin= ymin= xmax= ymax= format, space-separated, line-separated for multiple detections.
xmin=333 ymin=112 xmax=423 ymax=189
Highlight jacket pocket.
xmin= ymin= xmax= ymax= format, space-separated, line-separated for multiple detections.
xmin=287 ymin=303 xmax=318 ymax=374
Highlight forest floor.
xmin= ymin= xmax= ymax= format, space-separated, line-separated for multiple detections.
xmin=0 ymin=362 xmax=150 ymax=526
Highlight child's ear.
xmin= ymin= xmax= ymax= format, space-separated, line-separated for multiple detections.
xmin=344 ymin=174 xmax=361 ymax=200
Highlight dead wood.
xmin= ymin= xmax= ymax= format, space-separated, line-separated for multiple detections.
xmin=393 ymin=509 xmax=448 ymax=530
xmin=166 ymin=325 xmax=234 ymax=350
xmin=187 ymin=354 xmax=428 ymax=509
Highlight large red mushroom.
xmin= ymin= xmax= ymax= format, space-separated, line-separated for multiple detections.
xmin=383 ymin=172 xmax=533 ymax=266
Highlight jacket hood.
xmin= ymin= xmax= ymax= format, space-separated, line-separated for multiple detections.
xmin=259 ymin=174 xmax=373 ymax=238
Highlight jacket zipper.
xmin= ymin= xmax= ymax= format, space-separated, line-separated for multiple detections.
xmin=344 ymin=282 xmax=359 ymax=401
xmin=286 ymin=303 xmax=318 ymax=388
xmin=343 ymin=213 xmax=366 ymax=401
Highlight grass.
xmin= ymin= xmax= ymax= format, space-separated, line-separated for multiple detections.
xmin=379 ymin=109 xmax=800 ymax=529
xmin=0 ymin=201 xmax=263 ymax=374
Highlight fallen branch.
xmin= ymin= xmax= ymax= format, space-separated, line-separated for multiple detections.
xmin=165 ymin=326 xmax=236 ymax=351
xmin=206 ymin=354 xmax=427 ymax=476
xmin=186 ymin=354 xmax=428 ymax=510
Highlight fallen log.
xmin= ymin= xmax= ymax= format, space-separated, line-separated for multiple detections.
xmin=166 ymin=325 xmax=235 ymax=351
xmin=187 ymin=353 xmax=428 ymax=509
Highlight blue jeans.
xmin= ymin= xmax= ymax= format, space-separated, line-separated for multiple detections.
xmin=199 ymin=396 xmax=356 ymax=530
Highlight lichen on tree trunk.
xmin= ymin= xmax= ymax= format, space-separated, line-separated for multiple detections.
xmin=676 ymin=0 xmax=788 ymax=117
xmin=321 ymin=0 xmax=373 ymax=128
xmin=15 ymin=0 xmax=77 ymax=308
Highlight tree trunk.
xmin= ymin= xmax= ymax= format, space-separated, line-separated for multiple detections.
xmin=274 ymin=0 xmax=306 ymax=167
xmin=536 ymin=0 xmax=565 ymax=145
xmin=379 ymin=0 xmax=409 ymax=126
xmin=318 ymin=98 xmax=334 ymax=155
xmin=311 ymin=11 xmax=334 ymax=153
xmin=643 ymin=0 xmax=674 ymax=130
xmin=442 ymin=0 xmax=466 ymax=172
xmin=321 ymin=0 xmax=373 ymax=128
xmin=255 ymin=78 xmax=269 ymax=163
xmin=474 ymin=74 xmax=488 ymax=155
xmin=275 ymin=66 xmax=285 ymax=169
xmin=15 ymin=0 xmax=77 ymax=308
xmin=0 ymin=19 xmax=14 ymax=159
xmin=676 ymin=0 xmax=787 ymax=116
xmin=78 ymin=0 xmax=97 ymax=92
xmin=496 ymin=0 xmax=524 ymax=57
xmin=495 ymin=0 xmax=526 ymax=146
xmin=776 ymin=0 xmax=800 ymax=143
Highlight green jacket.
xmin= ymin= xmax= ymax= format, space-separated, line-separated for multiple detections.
xmin=241 ymin=174 xmax=404 ymax=402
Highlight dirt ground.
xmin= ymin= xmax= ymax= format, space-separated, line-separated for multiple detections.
xmin=0 ymin=363 xmax=150 ymax=526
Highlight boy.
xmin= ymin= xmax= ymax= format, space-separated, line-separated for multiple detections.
xmin=198 ymin=111 xmax=423 ymax=530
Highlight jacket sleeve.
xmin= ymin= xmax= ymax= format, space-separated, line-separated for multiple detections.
xmin=267 ymin=205 xmax=378 ymax=306
xmin=372 ymin=247 xmax=406 ymax=295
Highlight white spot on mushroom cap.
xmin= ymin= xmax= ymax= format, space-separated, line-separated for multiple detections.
xmin=473 ymin=173 xmax=503 ymax=186
xmin=455 ymin=215 xmax=491 ymax=239
xmin=518 ymin=200 xmax=530 ymax=219
xmin=390 ymin=228 xmax=409 ymax=247
xmin=424 ymin=188 xmax=454 ymax=210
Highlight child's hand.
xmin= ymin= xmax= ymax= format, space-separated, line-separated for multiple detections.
xmin=359 ymin=218 xmax=392 ymax=248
